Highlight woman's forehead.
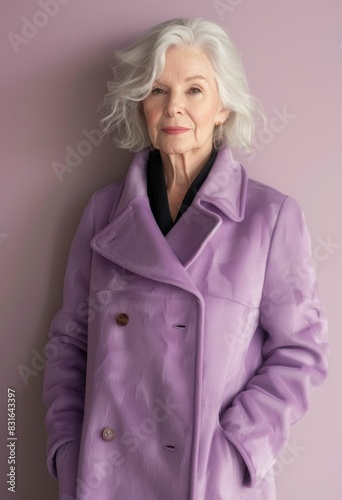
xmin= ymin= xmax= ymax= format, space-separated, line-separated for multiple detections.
xmin=155 ymin=46 xmax=216 ymax=82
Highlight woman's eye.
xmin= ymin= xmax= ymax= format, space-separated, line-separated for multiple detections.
xmin=151 ymin=88 xmax=164 ymax=95
xmin=189 ymin=87 xmax=202 ymax=94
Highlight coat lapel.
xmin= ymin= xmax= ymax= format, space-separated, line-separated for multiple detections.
xmin=91 ymin=197 xmax=200 ymax=293
xmin=91 ymin=150 xmax=199 ymax=294
xmin=91 ymin=147 xmax=247 ymax=288
xmin=165 ymin=148 xmax=247 ymax=268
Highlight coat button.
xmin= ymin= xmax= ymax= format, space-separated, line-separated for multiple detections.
xmin=116 ymin=313 xmax=129 ymax=326
xmin=102 ymin=427 xmax=115 ymax=441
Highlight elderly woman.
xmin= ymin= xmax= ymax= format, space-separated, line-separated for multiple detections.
xmin=43 ymin=18 xmax=328 ymax=500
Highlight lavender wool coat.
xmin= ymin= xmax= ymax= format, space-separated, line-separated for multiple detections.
xmin=43 ymin=147 xmax=328 ymax=500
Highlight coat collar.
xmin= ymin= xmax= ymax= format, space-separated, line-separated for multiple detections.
xmin=108 ymin=147 xmax=247 ymax=223
xmin=91 ymin=147 xmax=247 ymax=292
xmin=193 ymin=146 xmax=247 ymax=222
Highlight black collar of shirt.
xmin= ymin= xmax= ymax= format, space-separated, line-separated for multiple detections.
xmin=147 ymin=148 xmax=218 ymax=236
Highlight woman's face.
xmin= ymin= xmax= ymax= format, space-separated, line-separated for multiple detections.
xmin=142 ymin=46 xmax=229 ymax=159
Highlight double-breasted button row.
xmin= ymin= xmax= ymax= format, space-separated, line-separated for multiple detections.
xmin=116 ymin=313 xmax=129 ymax=326
xmin=102 ymin=427 xmax=115 ymax=441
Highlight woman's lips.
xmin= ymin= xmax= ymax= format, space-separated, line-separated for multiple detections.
xmin=161 ymin=127 xmax=190 ymax=135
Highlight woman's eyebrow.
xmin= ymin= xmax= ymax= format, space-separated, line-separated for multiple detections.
xmin=184 ymin=75 xmax=209 ymax=83
xmin=154 ymin=75 xmax=210 ymax=85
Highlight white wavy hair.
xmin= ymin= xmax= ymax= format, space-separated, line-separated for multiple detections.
xmin=101 ymin=18 xmax=262 ymax=151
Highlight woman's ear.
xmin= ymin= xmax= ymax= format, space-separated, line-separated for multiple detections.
xmin=220 ymin=107 xmax=230 ymax=124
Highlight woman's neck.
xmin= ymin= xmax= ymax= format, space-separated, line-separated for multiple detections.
xmin=160 ymin=148 xmax=213 ymax=193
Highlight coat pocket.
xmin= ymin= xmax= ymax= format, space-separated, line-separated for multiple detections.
xmin=217 ymin=418 xmax=247 ymax=484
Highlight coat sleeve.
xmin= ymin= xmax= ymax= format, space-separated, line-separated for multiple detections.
xmin=42 ymin=193 xmax=95 ymax=481
xmin=219 ymin=196 xmax=329 ymax=487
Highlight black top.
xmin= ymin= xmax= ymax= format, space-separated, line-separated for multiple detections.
xmin=147 ymin=149 xmax=218 ymax=236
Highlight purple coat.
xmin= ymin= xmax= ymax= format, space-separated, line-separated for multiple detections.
xmin=43 ymin=147 xmax=328 ymax=499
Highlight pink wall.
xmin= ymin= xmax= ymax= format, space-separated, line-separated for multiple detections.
xmin=1 ymin=1 xmax=341 ymax=498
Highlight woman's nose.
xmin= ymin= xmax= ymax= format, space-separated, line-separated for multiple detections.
xmin=164 ymin=92 xmax=184 ymax=116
